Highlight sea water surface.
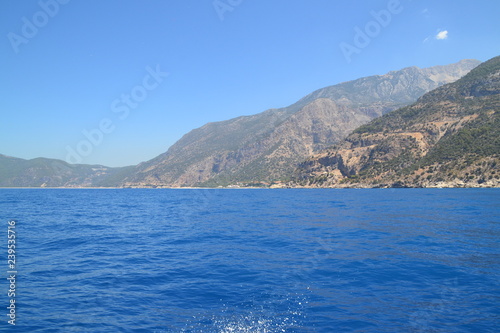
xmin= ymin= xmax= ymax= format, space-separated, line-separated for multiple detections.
xmin=0 ymin=189 xmax=498 ymax=332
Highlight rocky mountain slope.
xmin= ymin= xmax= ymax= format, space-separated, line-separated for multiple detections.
xmin=0 ymin=59 xmax=482 ymax=188
xmin=0 ymin=154 xmax=132 ymax=187
xmin=293 ymin=56 xmax=500 ymax=188
xmin=120 ymin=59 xmax=480 ymax=187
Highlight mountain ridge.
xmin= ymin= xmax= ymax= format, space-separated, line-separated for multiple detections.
xmin=0 ymin=59 xmax=484 ymax=188
xmin=0 ymin=154 xmax=132 ymax=188
xmin=292 ymin=56 xmax=500 ymax=188
xmin=120 ymin=59 xmax=480 ymax=187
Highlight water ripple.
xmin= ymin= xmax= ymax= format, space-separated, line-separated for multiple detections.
xmin=1 ymin=188 xmax=498 ymax=332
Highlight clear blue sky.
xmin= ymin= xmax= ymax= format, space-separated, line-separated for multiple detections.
xmin=1 ymin=0 xmax=499 ymax=167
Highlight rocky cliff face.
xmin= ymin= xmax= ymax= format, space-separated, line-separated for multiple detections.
xmin=121 ymin=60 xmax=480 ymax=187
xmin=293 ymin=56 xmax=500 ymax=188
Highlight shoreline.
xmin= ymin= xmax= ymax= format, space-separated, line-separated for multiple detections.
xmin=0 ymin=185 xmax=498 ymax=190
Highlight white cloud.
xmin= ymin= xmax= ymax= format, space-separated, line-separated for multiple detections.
xmin=436 ymin=30 xmax=448 ymax=40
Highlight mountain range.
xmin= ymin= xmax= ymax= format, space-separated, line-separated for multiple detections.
xmin=293 ymin=56 xmax=500 ymax=188
xmin=0 ymin=154 xmax=133 ymax=187
xmin=2 ymin=58 xmax=493 ymax=188
xmin=120 ymin=59 xmax=480 ymax=187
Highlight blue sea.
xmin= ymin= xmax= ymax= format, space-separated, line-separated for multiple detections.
xmin=0 ymin=189 xmax=499 ymax=332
